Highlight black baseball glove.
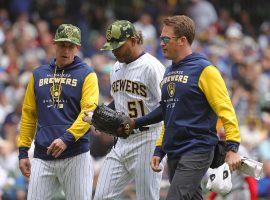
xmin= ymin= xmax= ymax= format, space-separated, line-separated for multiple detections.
xmin=90 ymin=104 xmax=134 ymax=138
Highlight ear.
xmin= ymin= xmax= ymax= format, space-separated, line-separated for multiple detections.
xmin=130 ymin=37 xmax=137 ymax=46
xmin=178 ymin=36 xmax=187 ymax=46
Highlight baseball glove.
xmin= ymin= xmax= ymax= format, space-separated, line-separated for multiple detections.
xmin=91 ymin=104 xmax=134 ymax=138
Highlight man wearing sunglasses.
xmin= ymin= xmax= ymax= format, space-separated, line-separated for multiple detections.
xmin=132 ymin=15 xmax=242 ymax=199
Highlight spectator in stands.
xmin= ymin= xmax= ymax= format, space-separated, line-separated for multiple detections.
xmin=134 ymin=12 xmax=158 ymax=55
xmin=187 ymin=0 xmax=218 ymax=35
xmin=258 ymin=47 xmax=270 ymax=111
xmin=257 ymin=160 xmax=270 ymax=198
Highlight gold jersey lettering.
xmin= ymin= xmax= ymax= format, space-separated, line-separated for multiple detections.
xmin=139 ymin=85 xmax=147 ymax=97
xmin=120 ymin=80 xmax=126 ymax=91
xmin=52 ymin=77 xmax=60 ymax=83
xmin=39 ymin=78 xmax=78 ymax=87
xmin=61 ymin=78 xmax=66 ymax=84
xmin=43 ymin=78 xmax=49 ymax=85
xmin=160 ymin=74 xmax=189 ymax=87
xmin=112 ymin=79 xmax=147 ymax=97
xmin=183 ymin=75 xmax=188 ymax=83
xmin=39 ymin=79 xmax=43 ymax=86
xmin=132 ymin=82 xmax=139 ymax=95
xmin=66 ymin=78 xmax=71 ymax=85
xmin=71 ymin=79 xmax=77 ymax=86
xmin=112 ymin=82 xmax=117 ymax=92
xmin=126 ymin=80 xmax=132 ymax=92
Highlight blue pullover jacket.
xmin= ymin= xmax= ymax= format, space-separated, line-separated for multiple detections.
xmin=154 ymin=53 xmax=240 ymax=158
xmin=18 ymin=56 xmax=99 ymax=160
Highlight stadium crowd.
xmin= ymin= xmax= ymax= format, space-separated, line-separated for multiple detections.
xmin=0 ymin=0 xmax=270 ymax=199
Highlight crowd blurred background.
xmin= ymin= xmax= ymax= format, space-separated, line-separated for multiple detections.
xmin=0 ymin=0 xmax=270 ymax=199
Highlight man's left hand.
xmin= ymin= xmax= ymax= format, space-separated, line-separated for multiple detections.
xmin=150 ymin=156 xmax=162 ymax=172
xmin=47 ymin=138 xmax=67 ymax=158
xmin=225 ymin=151 xmax=241 ymax=171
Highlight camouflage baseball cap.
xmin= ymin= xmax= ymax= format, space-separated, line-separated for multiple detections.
xmin=101 ymin=20 xmax=136 ymax=51
xmin=54 ymin=24 xmax=81 ymax=46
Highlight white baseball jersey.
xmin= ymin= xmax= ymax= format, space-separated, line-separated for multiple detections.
xmin=94 ymin=53 xmax=166 ymax=200
xmin=111 ymin=52 xmax=164 ymax=122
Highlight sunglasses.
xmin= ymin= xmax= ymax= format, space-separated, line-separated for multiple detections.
xmin=160 ymin=36 xmax=178 ymax=44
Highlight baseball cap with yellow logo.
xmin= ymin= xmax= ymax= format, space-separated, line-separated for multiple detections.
xmin=101 ymin=20 xmax=136 ymax=50
xmin=54 ymin=24 xmax=81 ymax=46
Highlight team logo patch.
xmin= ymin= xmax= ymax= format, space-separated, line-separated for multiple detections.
xmin=167 ymin=82 xmax=176 ymax=97
xmin=64 ymin=27 xmax=73 ymax=37
xmin=50 ymin=84 xmax=61 ymax=98
xmin=106 ymin=30 xmax=112 ymax=41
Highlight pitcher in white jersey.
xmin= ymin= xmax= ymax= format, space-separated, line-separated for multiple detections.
xmin=93 ymin=20 xmax=166 ymax=200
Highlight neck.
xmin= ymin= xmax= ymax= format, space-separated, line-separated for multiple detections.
xmin=56 ymin=58 xmax=75 ymax=69
xmin=126 ymin=49 xmax=143 ymax=64
xmin=173 ymin=47 xmax=192 ymax=63
xmin=56 ymin=64 xmax=65 ymax=69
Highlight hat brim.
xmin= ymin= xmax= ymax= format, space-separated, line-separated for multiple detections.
xmin=100 ymin=41 xmax=126 ymax=51
xmin=54 ymin=38 xmax=81 ymax=46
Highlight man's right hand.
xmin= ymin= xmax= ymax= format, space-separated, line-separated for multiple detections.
xmin=225 ymin=151 xmax=241 ymax=171
xmin=19 ymin=158 xmax=31 ymax=178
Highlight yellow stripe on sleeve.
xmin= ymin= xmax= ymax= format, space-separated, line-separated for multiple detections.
xmin=67 ymin=72 xmax=99 ymax=141
xmin=155 ymin=123 xmax=165 ymax=146
xmin=18 ymin=74 xmax=37 ymax=148
xmin=199 ymin=66 xmax=240 ymax=143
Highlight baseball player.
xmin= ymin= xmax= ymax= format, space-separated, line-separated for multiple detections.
xmin=93 ymin=20 xmax=166 ymax=200
xmin=17 ymin=24 xmax=99 ymax=200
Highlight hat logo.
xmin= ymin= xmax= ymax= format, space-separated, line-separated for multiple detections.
xmin=64 ymin=27 xmax=73 ymax=37
xmin=106 ymin=30 xmax=112 ymax=41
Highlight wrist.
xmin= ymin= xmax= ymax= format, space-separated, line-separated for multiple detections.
xmin=60 ymin=132 xmax=76 ymax=146
xmin=153 ymin=146 xmax=166 ymax=159
xmin=225 ymin=141 xmax=239 ymax=153
xmin=19 ymin=147 xmax=29 ymax=160
xmin=133 ymin=118 xmax=138 ymax=129
xmin=130 ymin=118 xmax=136 ymax=129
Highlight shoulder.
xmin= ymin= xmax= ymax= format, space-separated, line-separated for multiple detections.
xmin=141 ymin=53 xmax=165 ymax=70
xmin=142 ymin=53 xmax=163 ymax=64
xmin=110 ymin=61 xmax=122 ymax=73
xmin=194 ymin=53 xmax=212 ymax=69
xmin=32 ymin=64 xmax=50 ymax=75
xmin=80 ymin=63 xmax=95 ymax=74
xmin=73 ymin=58 xmax=96 ymax=76
xmin=187 ymin=54 xmax=214 ymax=76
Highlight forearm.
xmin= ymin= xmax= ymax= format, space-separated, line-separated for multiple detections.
xmin=64 ymin=72 xmax=99 ymax=143
xmin=134 ymin=105 xmax=163 ymax=128
xmin=199 ymin=66 xmax=241 ymax=144
xmin=18 ymin=74 xmax=37 ymax=149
